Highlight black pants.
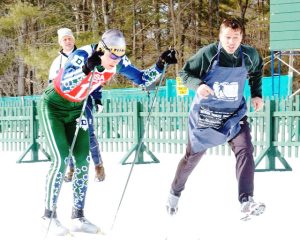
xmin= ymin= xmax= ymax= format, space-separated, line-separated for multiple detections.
xmin=171 ymin=117 xmax=255 ymax=203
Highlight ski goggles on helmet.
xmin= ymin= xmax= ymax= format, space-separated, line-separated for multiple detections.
xmin=108 ymin=52 xmax=122 ymax=60
xmin=99 ymin=40 xmax=125 ymax=60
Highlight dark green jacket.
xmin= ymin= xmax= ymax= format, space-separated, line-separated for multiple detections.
xmin=179 ymin=42 xmax=263 ymax=98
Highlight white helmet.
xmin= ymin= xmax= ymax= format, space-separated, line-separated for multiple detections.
xmin=98 ymin=29 xmax=126 ymax=57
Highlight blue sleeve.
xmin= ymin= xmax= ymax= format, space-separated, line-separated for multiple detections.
xmin=117 ymin=55 xmax=163 ymax=87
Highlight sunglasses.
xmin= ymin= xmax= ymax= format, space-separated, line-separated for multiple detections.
xmin=108 ymin=52 xmax=122 ymax=60
xmin=100 ymin=40 xmax=123 ymax=60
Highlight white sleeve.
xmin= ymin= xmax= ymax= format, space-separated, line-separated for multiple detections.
xmin=48 ymin=55 xmax=68 ymax=82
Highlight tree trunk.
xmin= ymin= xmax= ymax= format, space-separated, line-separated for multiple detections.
xmin=17 ymin=21 xmax=26 ymax=96
xmin=196 ymin=0 xmax=203 ymax=49
xmin=102 ymin=0 xmax=110 ymax=30
xmin=153 ymin=0 xmax=161 ymax=52
xmin=208 ymin=0 xmax=213 ymax=41
xmin=91 ymin=0 xmax=98 ymax=38
xmin=73 ymin=4 xmax=81 ymax=34
xmin=238 ymin=0 xmax=249 ymax=30
xmin=169 ymin=0 xmax=179 ymax=75
xmin=132 ymin=0 xmax=137 ymax=61
xmin=141 ymin=21 xmax=145 ymax=69
xmin=215 ymin=0 xmax=220 ymax=27
xmin=81 ymin=0 xmax=87 ymax=31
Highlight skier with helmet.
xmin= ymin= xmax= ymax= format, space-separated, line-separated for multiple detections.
xmin=48 ymin=27 xmax=106 ymax=183
xmin=38 ymin=29 xmax=177 ymax=236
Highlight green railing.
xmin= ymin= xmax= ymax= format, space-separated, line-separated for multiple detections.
xmin=0 ymin=96 xmax=299 ymax=171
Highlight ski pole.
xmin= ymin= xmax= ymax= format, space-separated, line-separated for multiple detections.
xmin=44 ymin=69 xmax=96 ymax=239
xmin=110 ymin=63 xmax=169 ymax=231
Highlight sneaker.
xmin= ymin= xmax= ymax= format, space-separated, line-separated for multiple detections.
xmin=94 ymin=164 xmax=105 ymax=182
xmin=41 ymin=216 xmax=70 ymax=236
xmin=240 ymin=196 xmax=266 ymax=221
xmin=70 ymin=217 xmax=99 ymax=234
xmin=166 ymin=191 xmax=180 ymax=215
xmin=64 ymin=167 xmax=75 ymax=182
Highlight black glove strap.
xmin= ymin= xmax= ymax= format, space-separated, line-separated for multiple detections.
xmin=94 ymin=99 xmax=102 ymax=105
xmin=82 ymin=64 xmax=91 ymax=75
xmin=156 ymin=58 xmax=165 ymax=70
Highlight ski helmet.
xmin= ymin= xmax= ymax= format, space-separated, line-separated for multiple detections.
xmin=98 ymin=29 xmax=126 ymax=57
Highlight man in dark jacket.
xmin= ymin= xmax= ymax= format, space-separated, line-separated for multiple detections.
xmin=166 ymin=18 xmax=265 ymax=221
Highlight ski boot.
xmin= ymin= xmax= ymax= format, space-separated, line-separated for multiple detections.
xmin=94 ymin=164 xmax=105 ymax=182
xmin=41 ymin=209 xmax=70 ymax=236
xmin=240 ymin=196 xmax=266 ymax=221
xmin=166 ymin=190 xmax=180 ymax=215
xmin=64 ymin=167 xmax=74 ymax=182
xmin=70 ymin=208 xmax=99 ymax=234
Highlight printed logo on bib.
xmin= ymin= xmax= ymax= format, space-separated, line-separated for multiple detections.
xmin=76 ymin=115 xmax=89 ymax=131
xmin=55 ymin=67 xmax=115 ymax=102
xmin=212 ymin=82 xmax=238 ymax=101
xmin=72 ymin=55 xmax=84 ymax=66
xmin=197 ymin=107 xmax=234 ymax=129
xmin=60 ymin=55 xmax=86 ymax=92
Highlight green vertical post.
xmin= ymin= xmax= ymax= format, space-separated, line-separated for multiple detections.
xmin=17 ymin=101 xmax=50 ymax=163
xmin=16 ymin=102 xmax=38 ymax=163
xmin=31 ymin=101 xmax=39 ymax=162
xmin=121 ymin=100 xmax=160 ymax=165
xmin=255 ymin=99 xmax=292 ymax=171
xmin=265 ymin=99 xmax=276 ymax=170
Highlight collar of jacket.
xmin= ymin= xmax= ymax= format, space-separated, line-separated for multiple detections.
xmin=59 ymin=45 xmax=77 ymax=57
xmin=219 ymin=44 xmax=242 ymax=59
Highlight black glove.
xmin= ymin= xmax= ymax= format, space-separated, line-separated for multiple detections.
xmin=156 ymin=49 xmax=178 ymax=70
xmin=82 ymin=50 xmax=104 ymax=75
xmin=94 ymin=99 xmax=103 ymax=112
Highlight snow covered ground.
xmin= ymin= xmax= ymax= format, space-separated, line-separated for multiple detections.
xmin=1 ymin=150 xmax=300 ymax=240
